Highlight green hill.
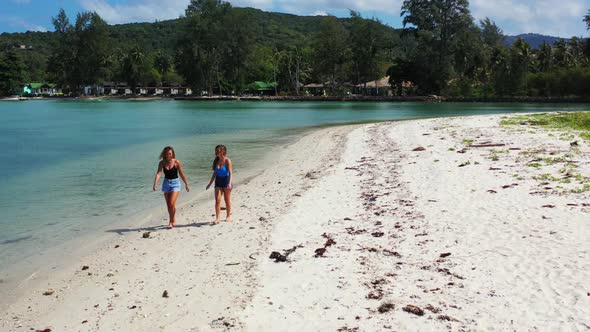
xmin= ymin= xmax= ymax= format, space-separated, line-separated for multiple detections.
xmin=0 ymin=7 xmax=399 ymax=83
xmin=1 ymin=7 xmax=398 ymax=55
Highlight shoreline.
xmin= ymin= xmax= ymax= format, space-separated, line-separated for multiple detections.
xmin=0 ymin=126 xmax=301 ymax=312
xmin=2 ymin=113 xmax=589 ymax=330
xmin=0 ymin=124 xmax=358 ymax=331
xmin=5 ymin=95 xmax=590 ymax=104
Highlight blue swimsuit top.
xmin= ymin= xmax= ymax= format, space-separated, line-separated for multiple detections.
xmin=215 ymin=164 xmax=230 ymax=177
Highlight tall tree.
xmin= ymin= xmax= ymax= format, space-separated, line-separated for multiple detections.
xmin=176 ymin=0 xmax=232 ymax=95
xmin=401 ymin=0 xmax=473 ymax=93
xmin=451 ymin=23 xmax=485 ymax=96
xmin=477 ymin=18 xmax=504 ymax=96
xmin=490 ymin=46 xmax=511 ymax=96
xmin=479 ymin=17 xmax=504 ymax=48
xmin=47 ymin=9 xmax=109 ymax=94
xmin=222 ymin=9 xmax=255 ymax=93
xmin=511 ymin=38 xmax=534 ymax=94
xmin=568 ymin=37 xmax=587 ymax=67
xmin=312 ymin=16 xmax=349 ymax=93
xmin=154 ymin=51 xmax=171 ymax=77
xmin=349 ymin=11 xmax=385 ymax=93
xmin=120 ymin=46 xmax=146 ymax=92
xmin=72 ymin=12 xmax=110 ymax=87
xmin=47 ymin=9 xmax=73 ymax=90
xmin=537 ymin=42 xmax=553 ymax=73
xmin=282 ymin=46 xmax=312 ymax=95
xmin=554 ymin=39 xmax=574 ymax=68
xmin=0 ymin=51 xmax=26 ymax=96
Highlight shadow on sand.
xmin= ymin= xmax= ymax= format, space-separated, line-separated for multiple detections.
xmin=106 ymin=222 xmax=211 ymax=235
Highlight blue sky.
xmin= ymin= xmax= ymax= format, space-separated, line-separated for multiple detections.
xmin=1 ymin=0 xmax=589 ymax=37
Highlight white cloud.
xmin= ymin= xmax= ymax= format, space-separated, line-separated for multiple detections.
xmin=26 ymin=23 xmax=48 ymax=32
xmin=471 ymin=0 xmax=588 ymax=36
xmin=0 ymin=15 xmax=48 ymax=31
xmin=274 ymin=0 xmax=401 ymax=16
xmin=229 ymin=0 xmax=276 ymax=10
xmin=80 ymin=0 xmax=190 ymax=24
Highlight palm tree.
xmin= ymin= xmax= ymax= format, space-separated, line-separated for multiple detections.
xmin=121 ymin=46 xmax=145 ymax=94
xmin=554 ymin=39 xmax=574 ymax=68
xmin=537 ymin=42 xmax=552 ymax=72
xmin=568 ymin=37 xmax=587 ymax=67
xmin=512 ymin=38 xmax=534 ymax=93
xmin=129 ymin=46 xmax=145 ymax=65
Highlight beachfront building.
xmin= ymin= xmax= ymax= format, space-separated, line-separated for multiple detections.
xmin=353 ymin=76 xmax=392 ymax=96
xmin=76 ymin=83 xmax=194 ymax=96
xmin=100 ymin=82 xmax=123 ymax=95
xmin=22 ymin=83 xmax=62 ymax=96
xmin=143 ymin=87 xmax=165 ymax=95
xmin=101 ymin=82 xmax=134 ymax=95
xmin=82 ymin=84 xmax=106 ymax=95
xmin=248 ymin=81 xmax=277 ymax=96
xmin=303 ymin=83 xmax=326 ymax=96
xmin=170 ymin=86 xmax=193 ymax=95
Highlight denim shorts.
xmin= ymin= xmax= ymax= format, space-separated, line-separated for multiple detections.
xmin=162 ymin=178 xmax=181 ymax=192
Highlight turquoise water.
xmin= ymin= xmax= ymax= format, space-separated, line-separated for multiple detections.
xmin=0 ymin=100 xmax=588 ymax=293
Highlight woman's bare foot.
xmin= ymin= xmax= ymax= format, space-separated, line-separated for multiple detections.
xmin=225 ymin=217 xmax=231 ymax=223
xmin=167 ymin=223 xmax=174 ymax=229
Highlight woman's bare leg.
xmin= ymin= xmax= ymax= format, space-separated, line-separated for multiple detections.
xmin=164 ymin=192 xmax=180 ymax=228
xmin=223 ymin=188 xmax=232 ymax=222
xmin=214 ymin=188 xmax=222 ymax=224
xmin=168 ymin=191 xmax=180 ymax=227
xmin=164 ymin=193 xmax=173 ymax=228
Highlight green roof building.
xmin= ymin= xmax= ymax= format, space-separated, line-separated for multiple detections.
xmin=23 ymin=83 xmax=61 ymax=96
xmin=249 ymin=81 xmax=277 ymax=95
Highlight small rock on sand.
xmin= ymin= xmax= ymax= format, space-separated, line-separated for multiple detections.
xmin=403 ymin=304 xmax=424 ymax=316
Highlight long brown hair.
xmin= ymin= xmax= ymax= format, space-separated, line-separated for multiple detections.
xmin=159 ymin=146 xmax=175 ymax=160
xmin=212 ymin=144 xmax=227 ymax=170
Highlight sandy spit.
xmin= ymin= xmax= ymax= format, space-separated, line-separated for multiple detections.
xmin=2 ymin=113 xmax=590 ymax=331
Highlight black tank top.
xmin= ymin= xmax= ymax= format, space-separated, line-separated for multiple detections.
xmin=163 ymin=165 xmax=178 ymax=179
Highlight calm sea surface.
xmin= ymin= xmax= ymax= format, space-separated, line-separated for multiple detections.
xmin=0 ymin=100 xmax=588 ymax=299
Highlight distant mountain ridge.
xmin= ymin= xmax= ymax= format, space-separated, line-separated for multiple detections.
xmin=504 ymin=33 xmax=568 ymax=49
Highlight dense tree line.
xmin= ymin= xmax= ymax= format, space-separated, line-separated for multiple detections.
xmin=1 ymin=0 xmax=590 ymax=97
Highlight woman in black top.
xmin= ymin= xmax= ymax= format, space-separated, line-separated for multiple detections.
xmin=153 ymin=146 xmax=190 ymax=228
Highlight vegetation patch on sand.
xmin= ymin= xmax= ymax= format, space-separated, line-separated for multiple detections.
xmin=500 ymin=112 xmax=590 ymax=194
xmin=501 ymin=112 xmax=590 ymax=141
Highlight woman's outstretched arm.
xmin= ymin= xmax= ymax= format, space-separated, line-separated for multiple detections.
xmin=227 ymin=158 xmax=233 ymax=189
xmin=153 ymin=161 xmax=163 ymax=191
xmin=206 ymin=171 xmax=216 ymax=190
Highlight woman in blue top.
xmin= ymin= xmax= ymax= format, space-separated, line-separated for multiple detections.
xmin=153 ymin=146 xmax=190 ymax=229
xmin=206 ymin=144 xmax=233 ymax=224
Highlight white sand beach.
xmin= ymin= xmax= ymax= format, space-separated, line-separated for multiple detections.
xmin=1 ymin=113 xmax=589 ymax=331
